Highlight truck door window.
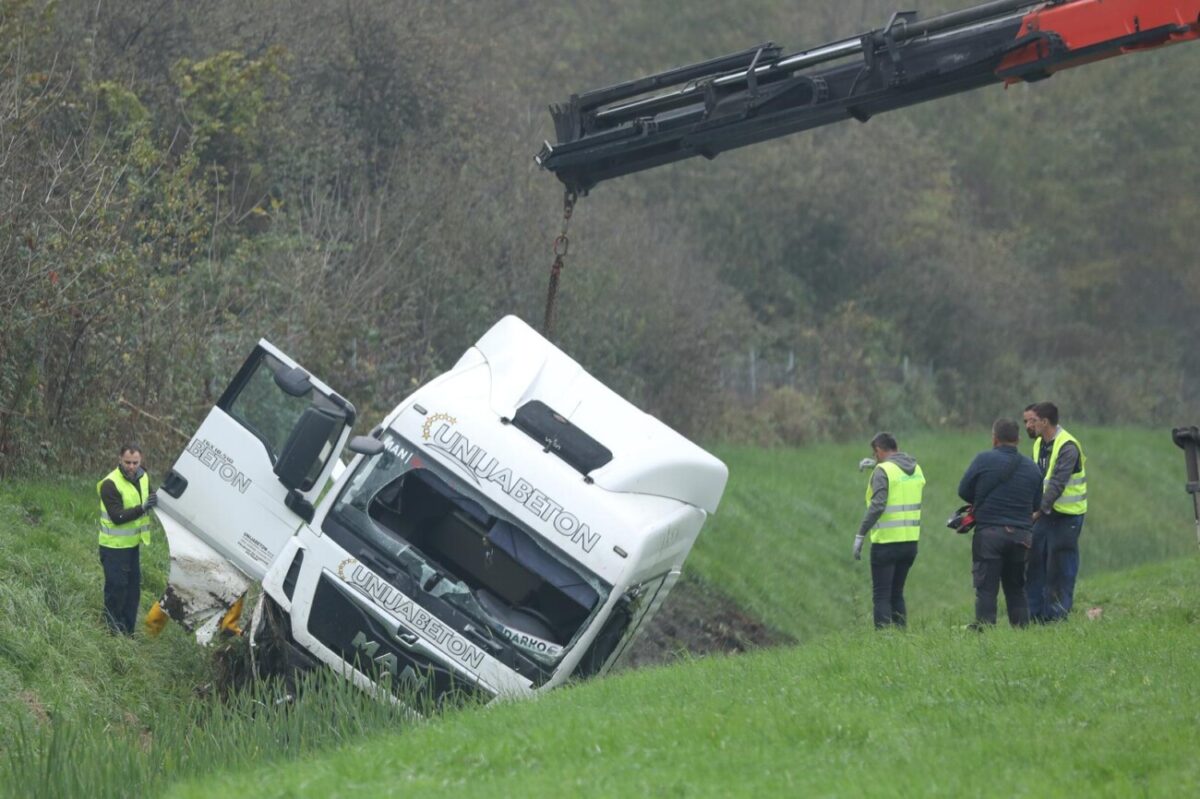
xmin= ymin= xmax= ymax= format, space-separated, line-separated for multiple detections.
xmin=219 ymin=351 xmax=343 ymax=489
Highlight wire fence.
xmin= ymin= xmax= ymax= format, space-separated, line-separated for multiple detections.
xmin=718 ymin=348 xmax=933 ymax=400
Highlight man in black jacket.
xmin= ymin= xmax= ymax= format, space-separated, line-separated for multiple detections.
xmin=957 ymin=419 xmax=1043 ymax=627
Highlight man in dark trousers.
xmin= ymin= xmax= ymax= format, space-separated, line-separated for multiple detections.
xmin=1029 ymin=401 xmax=1088 ymax=622
xmin=97 ymin=444 xmax=157 ymax=634
xmin=957 ymin=419 xmax=1043 ymax=627
xmin=854 ymin=432 xmax=925 ymax=629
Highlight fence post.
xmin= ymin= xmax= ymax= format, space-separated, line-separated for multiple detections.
xmin=749 ymin=347 xmax=757 ymax=401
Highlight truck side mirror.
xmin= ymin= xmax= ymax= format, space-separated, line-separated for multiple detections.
xmin=347 ymin=435 xmax=385 ymax=456
xmin=1173 ymin=426 xmax=1200 ymax=545
xmin=274 ymin=366 xmax=313 ymax=397
xmin=275 ymin=405 xmax=343 ymax=490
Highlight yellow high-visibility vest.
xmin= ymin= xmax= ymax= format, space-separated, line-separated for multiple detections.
xmin=97 ymin=468 xmax=151 ymax=549
xmin=1033 ymin=428 xmax=1087 ymax=515
xmin=866 ymin=461 xmax=925 ymax=544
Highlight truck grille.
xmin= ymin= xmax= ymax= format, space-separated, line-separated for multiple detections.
xmin=308 ymin=575 xmax=488 ymax=705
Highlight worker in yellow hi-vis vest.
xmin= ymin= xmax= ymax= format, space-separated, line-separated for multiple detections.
xmin=1028 ymin=401 xmax=1088 ymax=623
xmin=854 ymin=432 xmax=925 ymax=628
xmin=97 ymin=443 xmax=157 ymax=635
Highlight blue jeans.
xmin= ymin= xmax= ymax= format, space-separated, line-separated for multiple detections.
xmin=1027 ymin=513 xmax=1084 ymax=622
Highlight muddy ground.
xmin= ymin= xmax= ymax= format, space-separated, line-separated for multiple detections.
xmin=623 ymin=577 xmax=793 ymax=670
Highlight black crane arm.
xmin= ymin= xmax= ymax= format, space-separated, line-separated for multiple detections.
xmin=536 ymin=0 xmax=1200 ymax=194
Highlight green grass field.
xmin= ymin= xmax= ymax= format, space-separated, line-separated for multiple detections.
xmin=169 ymin=557 xmax=1200 ymax=798
xmin=1 ymin=428 xmax=1196 ymax=796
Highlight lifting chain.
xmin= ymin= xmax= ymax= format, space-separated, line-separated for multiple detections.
xmin=541 ymin=188 xmax=578 ymax=338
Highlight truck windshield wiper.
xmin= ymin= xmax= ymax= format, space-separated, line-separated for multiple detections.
xmin=354 ymin=545 xmax=403 ymax=583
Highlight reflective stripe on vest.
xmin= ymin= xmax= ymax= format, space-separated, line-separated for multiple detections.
xmin=1033 ymin=428 xmax=1087 ymax=515
xmin=866 ymin=461 xmax=925 ymax=544
xmin=97 ymin=468 xmax=150 ymax=549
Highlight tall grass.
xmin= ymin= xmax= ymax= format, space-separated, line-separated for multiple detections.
xmin=0 ymin=667 xmax=449 ymax=799
xmin=0 ymin=480 xmax=213 ymax=734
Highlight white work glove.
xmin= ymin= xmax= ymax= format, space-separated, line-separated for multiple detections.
xmin=852 ymin=534 xmax=865 ymax=561
xmin=858 ymin=458 xmax=877 ymax=472
xmin=142 ymin=490 xmax=158 ymax=511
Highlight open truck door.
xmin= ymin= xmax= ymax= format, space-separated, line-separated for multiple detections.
xmin=155 ymin=341 xmax=354 ymax=640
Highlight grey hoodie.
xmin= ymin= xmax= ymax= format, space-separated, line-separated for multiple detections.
xmin=857 ymin=452 xmax=919 ymax=538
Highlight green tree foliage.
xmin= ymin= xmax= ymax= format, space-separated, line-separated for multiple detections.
xmin=1 ymin=0 xmax=1198 ymax=475
xmin=172 ymin=48 xmax=287 ymax=176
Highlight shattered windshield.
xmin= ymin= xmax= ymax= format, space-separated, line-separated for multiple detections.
xmin=328 ymin=431 xmax=608 ymax=669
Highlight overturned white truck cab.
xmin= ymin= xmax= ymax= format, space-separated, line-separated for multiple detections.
xmin=156 ymin=316 xmax=727 ymax=701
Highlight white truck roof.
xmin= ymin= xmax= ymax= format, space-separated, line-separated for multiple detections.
xmin=468 ymin=316 xmax=727 ymax=515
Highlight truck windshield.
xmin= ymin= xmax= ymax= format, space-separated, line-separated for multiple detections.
xmin=327 ymin=431 xmax=608 ymax=670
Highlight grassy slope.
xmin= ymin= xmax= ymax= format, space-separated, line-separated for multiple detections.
xmin=0 ymin=479 xmax=213 ymax=734
xmin=694 ymin=427 xmax=1192 ymax=640
xmin=170 ymin=556 xmax=1200 ymax=798
xmin=0 ymin=479 xmax=424 ymax=799
xmin=1 ymin=428 xmax=1194 ymax=795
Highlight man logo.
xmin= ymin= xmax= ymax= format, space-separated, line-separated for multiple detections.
xmin=350 ymin=631 xmax=430 ymax=693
